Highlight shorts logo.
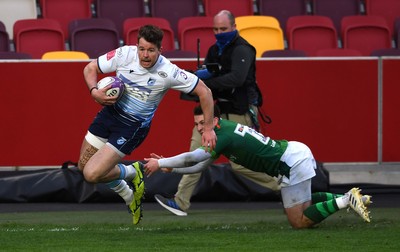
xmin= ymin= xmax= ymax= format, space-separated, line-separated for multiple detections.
xmin=117 ymin=137 xmax=127 ymax=145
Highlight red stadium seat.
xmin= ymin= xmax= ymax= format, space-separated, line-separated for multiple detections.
xmin=365 ymin=0 xmax=400 ymax=36
xmin=13 ymin=19 xmax=65 ymax=59
xmin=178 ymin=16 xmax=215 ymax=58
xmin=341 ymin=15 xmax=392 ymax=56
xmin=123 ymin=17 xmax=175 ymax=51
xmin=286 ymin=15 xmax=338 ymax=56
xmin=40 ymin=0 xmax=92 ymax=39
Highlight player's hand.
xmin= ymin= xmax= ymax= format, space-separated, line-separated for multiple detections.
xmin=91 ymin=86 xmax=118 ymax=106
xmin=144 ymin=157 xmax=160 ymax=177
xmin=201 ymin=128 xmax=217 ymax=152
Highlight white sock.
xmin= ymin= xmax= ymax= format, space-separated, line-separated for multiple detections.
xmin=110 ymin=180 xmax=133 ymax=205
xmin=335 ymin=195 xmax=349 ymax=209
xmin=118 ymin=164 xmax=137 ymax=180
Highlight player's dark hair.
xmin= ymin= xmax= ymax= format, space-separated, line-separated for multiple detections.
xmin=193 ymin=105 xmax=221 ymax=118
xmin=138 ymin=25 xmax=163 ymax=49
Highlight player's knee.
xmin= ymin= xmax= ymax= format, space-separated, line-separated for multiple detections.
xmin=82 ymin=168 xmax=100 ymax=183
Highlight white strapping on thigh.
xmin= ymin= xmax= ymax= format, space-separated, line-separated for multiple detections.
xmin=85 ymin=131 xmax=107 ymax=149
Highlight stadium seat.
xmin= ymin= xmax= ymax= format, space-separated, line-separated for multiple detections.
xmin=40 ymin=0 xmax=92 ymax=39
xmin=261 ymin=49 xmax=307 ymax=57
xmin=236 ymin=15 xmax=284 ymax=58
xmin=149 ymin=0 xmax=199 ymax=36
xmin=341 ymin=16 xmax=392 ymax=56
xmin=163 ymin=50 xmax=197 ymax=58
xmin=370 ymin=48 xmax=400 ymax=56
xmin=312 ymin=0 xmax=362 ymax=33
xmin=69 ymin=18 xmax=120 ymax=58
xmin=178 ymin=16 xmax=215 ymax=58
xmin=0 ymin=0 xmax=37 ymax=39
xmin=0 ymin=21 xmax=10 ymax=52
xmin=365 ymin=0 xmax=400 ymax=36
xmin=0 ymin=52 xmax=32 ymax=59
xmin=13 ymin=19 xmax=65 ymax=59
xmin=395 ymin=17 xmax=400 ymax=48
xmin=203 ymin=0 xmax=254 ymax=17
xmin=123 ymin=17 xmax=175 ymax=51
xmin=41 ymin=51 xmax=90 ymax=60
xmin=258 ymin=0 xmax=307 ymax=35
xmin=286 ymin=15 xmax=338 ymax=56
xmin=315 ymin=48 xmax=362 ymax=57
xmin=96 ymin=0 xmax=146 ymax=41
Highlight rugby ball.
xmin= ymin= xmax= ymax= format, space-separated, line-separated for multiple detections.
xmin=97 ymin=76 xmax=125 ymax=99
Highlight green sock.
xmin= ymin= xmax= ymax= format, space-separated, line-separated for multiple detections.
xmin=312 ymin=192 xmax=343 ymax=204
xmin=303 ymin=199 xmax=340 ymax=223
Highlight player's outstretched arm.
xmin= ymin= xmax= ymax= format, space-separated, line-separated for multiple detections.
xmin=144 ymin=149 xmax=212 ymax=176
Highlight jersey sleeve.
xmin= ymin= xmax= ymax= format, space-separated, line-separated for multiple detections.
xmin=97 ymin=46 xmax=130 ymax=74
xmin=167 ymin=64 xmax=200 ymax=94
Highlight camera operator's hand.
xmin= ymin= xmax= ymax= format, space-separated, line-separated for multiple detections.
xmin=195 ymin=69 xmax=212 ymax=80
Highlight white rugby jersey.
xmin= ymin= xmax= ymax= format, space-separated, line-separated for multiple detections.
xmin=98 ymin=45 xmax=199 ymax=126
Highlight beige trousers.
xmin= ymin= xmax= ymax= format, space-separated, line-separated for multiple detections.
xmin=174 ymin=112 xmax=281 ymax=211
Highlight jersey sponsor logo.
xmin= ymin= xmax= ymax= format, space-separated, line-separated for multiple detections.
xmin=126 ymin=85 xmax=151 ymax=102
xmin=106 ymin=50 xmax=116 ymax=61
xmin=158 ymin=71 xmax=168 ymax=78
xmin=117 ymin=137 xmax=127 ymax=145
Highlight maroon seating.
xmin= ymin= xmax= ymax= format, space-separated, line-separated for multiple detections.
xmin=0 ymin=21 xmax=10 ymax=51
xmin=149 ymin=0 xmax=199 ymax=36
xmin=312 ymin=0 xmax=362 ymax=33
xmin=95 ymin=0 xmax=146 ymax=40
xmin=69 ymin=18 xmax=120 ymax=58
xmin=261 ymin=49 xmax=307 ymax=57
xmin=13 ymin=19 xmax=65 ymax=59
xmin=370 ymin=48 xmax=400 ymax=56
xmin=0 ymin=52 xmax=32 ymax=59
xmin=203 ymin=0 xmax=253 ymax=17
xmin=258 ymin=0 xmax=307 ymax=35
xmin=40 ymin=0 xmax=92 ymax=39
xmin=163 ymin=50 xmax=197 ymax=58
xmin=123 ymin=17 xmax=175 ymax=51
xmin=341 ymin=15 xmax=392 ymax=56
xmin=286 ymin=15 xmax=338 ymax=56
xmin=315 ymin=48 xmax=362 ymax=57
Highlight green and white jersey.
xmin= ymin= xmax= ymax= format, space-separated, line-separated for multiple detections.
xmin=211 ymin=119 xmax=290 ymax=178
